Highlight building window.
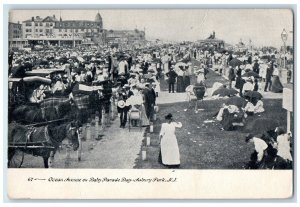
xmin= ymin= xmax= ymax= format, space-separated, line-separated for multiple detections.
xmin=46 ymin=23 xmax=49 ymax=27
xmin=65 ymin=29 xmax=67 ymax=32
xmin=35 ymin=29 xmax=38 ymax=32
xmin=65 ymin=23 xmax=68 ymax=26
xmin=60 ymin=24 xmax=62 ymax=27
xmin=46 ymin=29 xmax=49 ymax=33
xmin=59 ymin=29 xmax=62 ymax=32
xmin=25 ymin=23 xmax=32 ymax=26
xmin=40 ymin=29 xmax=43 ymax=32
xmin=40 ymin=23 xmax=43 ymax=26
xmin=81 ymin=28 xmax=84 ymax=31
xmin=75 ymin=29 xmax=78 ymax=32
xmin=91 ymin=23 xmax=94 ymax=26
xmin=69 ymin=29 xmax=73 ymax=33
xmin=50 ymin=23 xmax=53 ymax=26
xmin=35 ymin=23 xmax=38 ymax=26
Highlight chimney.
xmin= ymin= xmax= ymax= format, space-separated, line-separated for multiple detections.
xmin=17 ymin=21 xmax=20 ymax=24
xmin=53 ymin=15 xmax=55 ymax=18
xmin=32 ymin=17 xmax=34 ymax=21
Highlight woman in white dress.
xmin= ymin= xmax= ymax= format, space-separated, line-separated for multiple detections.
xmin=159 ymin=113 xmax=182 ymax=167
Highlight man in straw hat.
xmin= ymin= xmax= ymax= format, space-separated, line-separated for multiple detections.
xmin=117 ymin=84 xmax=133 ymax=128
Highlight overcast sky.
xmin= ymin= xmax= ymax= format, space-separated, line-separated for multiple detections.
xmin=10 ymin=9 xmax=293 ymax=48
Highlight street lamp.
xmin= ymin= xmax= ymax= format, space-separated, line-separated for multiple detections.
xmin=281 ymin=28 xmax=288 ymax=69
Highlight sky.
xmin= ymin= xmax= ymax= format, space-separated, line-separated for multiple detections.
xmin=9 ymin=9 xmax=294 ymax=48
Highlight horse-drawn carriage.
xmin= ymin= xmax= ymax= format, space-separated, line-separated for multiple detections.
xmin=8 ymin=119 xmax=80 ymax=168
xmin=8 ymin=72 xmax=82 ymax=168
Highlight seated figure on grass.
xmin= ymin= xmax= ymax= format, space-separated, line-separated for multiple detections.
xmin=218 ymin=104 xmax=245 ymax=131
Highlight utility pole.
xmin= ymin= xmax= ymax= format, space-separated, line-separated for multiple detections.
xmin=281 ymin=28 xmax=288 ymax=69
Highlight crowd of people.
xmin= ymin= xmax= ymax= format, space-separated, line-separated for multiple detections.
xmin=8 ymin=42 xmax=293 ymax=169
xmin=8 ymin=44 xmax=197 ymax=129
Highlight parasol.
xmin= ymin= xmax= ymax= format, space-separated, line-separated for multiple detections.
xmin=244 ymin=91 xmax=262 ymax=100
xmin=58 ymin=57 xmax=68 ymax=64
xmin=242 ymin=71 xmax=260 ymax=78
xmin=77 ymin=57 xmax=84 ymax=62
xmin=212 ymin=87 xmax=238 ymax=97
xmin=70 ymin=52 xmax=78 ymax=57
xmin=229 ymin=58 xmax=242 ymax=68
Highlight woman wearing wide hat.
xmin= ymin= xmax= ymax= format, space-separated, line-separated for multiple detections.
xmin=158 ymin=113 xmax=182 ymax=167
xmin=176 ymin=66 xmax=185 ymax=93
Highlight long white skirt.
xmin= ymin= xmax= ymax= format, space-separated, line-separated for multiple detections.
xmin=164 ymin=63 xmax=169 ymax=74
xmin=160 ymin=134 xmax=180 ymax=165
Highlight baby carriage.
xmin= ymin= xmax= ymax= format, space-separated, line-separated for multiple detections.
xmin=128 ymin=105 xmax=142 ymax=131
xmin=185 ymin=83 xmax=206 ymax=113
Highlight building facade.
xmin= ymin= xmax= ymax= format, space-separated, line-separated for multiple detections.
xmin=22 ymin=15 xmax=57 ymax=39
xmin=105 ymin=29 xmax=146 ymax=47
xmin=9 ymin=12 xmax=145 ymax=48
xmin=9 ymin=22 xmax=22 ymax=39
xmin=8 ymin=21 xmax=28 ymax=49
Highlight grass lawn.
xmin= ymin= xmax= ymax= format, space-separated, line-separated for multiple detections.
xmin=134 ymin=99 xmax=287 ymax=169
xmin=134 ymin=60 xmax=288 ymax=169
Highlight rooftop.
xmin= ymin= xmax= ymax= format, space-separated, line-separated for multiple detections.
xmin=23 ymin=15 xmax=58 ymax=23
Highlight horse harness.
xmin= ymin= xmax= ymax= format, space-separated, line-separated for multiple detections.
xmin=25 ymin=125 xmax=52 ymax=147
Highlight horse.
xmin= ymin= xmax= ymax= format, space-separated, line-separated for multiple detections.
xmin=11 ymin=97 xmax=73 ymax=124
xmin=8 ymin=121 xmax=80 ymax=168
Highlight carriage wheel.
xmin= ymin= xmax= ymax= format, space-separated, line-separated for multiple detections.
xmin=8 ymin=149 xmax=24 ymax=168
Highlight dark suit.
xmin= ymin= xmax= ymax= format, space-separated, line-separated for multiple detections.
xmin=264 ymin=66 xmax=273 ymax=91
xmin=143 ymin=87 xmax=155 ymax=121
xmin=118 ymin=89 xmax=133 ymax=127
xmin=253 ymin=62 xmax=260 ymax=74
xmin=166 ymin=70 xmax=178 ymax=93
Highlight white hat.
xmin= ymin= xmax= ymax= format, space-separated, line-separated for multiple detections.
xmin=117 ymin=100 xmax=126 ymax=108
xmin=198 ymin=68 xmax=205 ymax=73
xmin=123 ymin=84 xmax=130 ymax=88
